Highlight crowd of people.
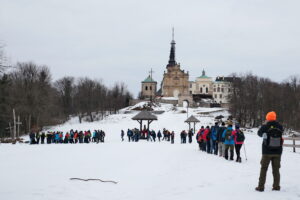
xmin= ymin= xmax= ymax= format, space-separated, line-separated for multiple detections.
xmin=121 ymin=128 xmax=175 ymax=143
xmin=29 ymin=129 xmax=106 ymax=144
xmin=195 ymin=121 xmax=245 ymax=162
xmin=121 ymin=121 xmax=245 ymax=163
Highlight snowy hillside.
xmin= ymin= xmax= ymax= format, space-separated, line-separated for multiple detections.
xmin=1 ymin=102 xmax=300 ymax=200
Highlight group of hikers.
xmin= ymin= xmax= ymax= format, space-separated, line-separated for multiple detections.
xmin=121 ymin=128 xmax=175 ymax=143
xmin=29 ymin=129 xmax=106 ymax=144
xmin=195 ymin=121 xmax=245 ymax=162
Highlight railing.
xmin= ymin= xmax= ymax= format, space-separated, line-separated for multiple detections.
xmin=283 ymin=137 xmax=300 ymax=153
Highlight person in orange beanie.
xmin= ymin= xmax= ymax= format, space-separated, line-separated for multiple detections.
xmin=255 ymin=111 xmax=284 ymax=192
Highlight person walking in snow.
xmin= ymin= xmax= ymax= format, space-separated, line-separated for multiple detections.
xmin=41 ymin=132 xmax=45 ymax=144
xmin=222 ymin=122 xmax=235 ymax=160
xmin=255 ymin=111 xmax=283 ymax=192
xmin=127 ymin=129 xmax=132 ymax=142
xmin=157 ymin=130 xmax=162 ymax=142
xmin=202 ymin=126 xmax=210 ymax=153
xmin=196 ymin=126 xmax=205 ymax=150
xmin=121 ymin=130 xmax=125 ymax=141
xmin=151 ymin=130 xmax=156 ymax=142
xmin=29 ymin=132 xmax=36 ymax=144
xmin=232 ymin=124 xmax=245 ymax=162
xmin=35 ymin=132 xmax=40 ymax=144
xmin=217 ymin=122 xmax=226 ymax=157
xmin=171 ymin=131 xmax=175 ymax=144
xmin=197 ymin=126 xmax=204 ymax=150
xmin=180 ymin=130 xmax=187 ymax=144
xmin=211 ymin=122 xmax=219 ymax=155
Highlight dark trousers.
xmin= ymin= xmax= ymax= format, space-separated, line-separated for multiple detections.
xmin=258 ymin=154 xmax=281 ymax=189
xmin=235 ymin=144 xmax=243 ymax=161
xmin=201 ymin=141 xmax=207 ymax=151
xmin=206 ymin=141 xmax=211 ymax=153
xmin=225 ymin=144 xmax=234 ymax=160
xmin=213 ymin=141 xmax=218 ymax=155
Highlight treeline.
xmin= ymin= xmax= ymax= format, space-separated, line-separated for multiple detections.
xmin=229 ymin=73 xmax=300 ymax=131
xmin=0 ymin=62 xmax=132 ymax=137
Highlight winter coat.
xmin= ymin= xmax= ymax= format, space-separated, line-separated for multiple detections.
xmin=202 ymin=129 xmax=210 ymax=142
xmin=157 ymin=131 xmax=162 ymax=138
xmin=196 ymin=128 xmax=205 ymax=142
xmin=258 ymin=121 xmax=283 ymax=155
xmin=217 ymin=126 xmax=226 ymax=142
xmin=222 ymin=127 xmax=234 ymax=145
xmin=211 ymin=125 xmax=219 ymax=141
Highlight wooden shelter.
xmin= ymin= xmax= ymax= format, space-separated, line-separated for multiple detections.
xmin=132 ymin=111 xmax=158 ymax=132
xmin=185 ymin=115 xmax=200 ymax=132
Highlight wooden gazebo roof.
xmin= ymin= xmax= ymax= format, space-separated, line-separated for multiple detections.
xmin=132 ymin=111 xmax=158 ymax=121
xmin=184 ymin=115 xmax=200 ymax=123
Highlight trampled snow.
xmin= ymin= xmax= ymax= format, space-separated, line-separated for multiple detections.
xmin=0 ymin=103 xmax=300 ymax=200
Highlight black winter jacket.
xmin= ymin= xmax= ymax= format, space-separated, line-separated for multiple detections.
xmin=257 ymin=121 xmax=284 ymax=155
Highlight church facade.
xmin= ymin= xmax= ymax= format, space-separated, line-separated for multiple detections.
xmin=161 ymin=38 xmax=189 ymax=98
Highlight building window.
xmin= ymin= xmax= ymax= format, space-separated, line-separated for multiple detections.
xmin=220 ymin=101 xmax=222 ymax=104
xmin=190 ymin=91 xmax=192 ymax=94
xmin=214 ymin=88 xmax=216 ymax=92
xmin=200 ymin=88 xmax=203 ymax=93
xmin=221 ymin=88 xmax=224 ymax=92
xmin=150 ymin=86 xmax=152 ymax=90
xmin=206 ymin=88 xmax=208 ymax=93
xmin=145 ymin=86 xmax=148 ymax=90
xmin=228 ymin=88 xmax=231 ymax=92
xmin=217 ymin=87 xmax=220 ymax=92
xmin=214 ymin=94 xmax=217 ymax=98
xmin=219 ymin=94 xmax=222 ymax=98
xmin=190 ymin=84 xmax=192 ymax=88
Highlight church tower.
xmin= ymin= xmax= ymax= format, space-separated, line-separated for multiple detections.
xmin=141 ymin=70 xmax=157 ymax=100
xmin=161 ymin=29 xmax=189 ymax=98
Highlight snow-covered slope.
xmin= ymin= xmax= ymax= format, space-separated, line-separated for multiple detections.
xmin=0 ymin=103 xmax=300 ymax=200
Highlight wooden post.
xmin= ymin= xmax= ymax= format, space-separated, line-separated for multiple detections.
xmin=28 ymin=114 xmax=31 ymax=133
xmin=16 ymin=116 xmax=22 ymax=138
xmin=293 ymin=136 xmax=296 ymax=153
xmin=13 ymin=109 xmax=16 ymax=140
xmin=9 ymin=122 xmax=12 ymax=138
xmin=139 ymin=120 xmax=142 ymax=132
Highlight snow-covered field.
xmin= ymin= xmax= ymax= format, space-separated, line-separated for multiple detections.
xmin=1 ymin=103 xmax=300 ymax=200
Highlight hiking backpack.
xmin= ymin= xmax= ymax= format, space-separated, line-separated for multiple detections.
xmin=236 ymin=130 xmax=245 ymax=142
xmin=224 ymin=129 xmax=232 ymax=141
xmin=265 ymin=125 xmax=283 ymax=149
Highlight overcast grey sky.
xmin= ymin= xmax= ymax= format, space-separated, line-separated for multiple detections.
xmin=1 ymin=0 xmax=299 ymax=97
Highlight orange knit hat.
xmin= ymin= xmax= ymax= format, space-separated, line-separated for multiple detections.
xmin=266 ymin=111 xmax=276 ymax=121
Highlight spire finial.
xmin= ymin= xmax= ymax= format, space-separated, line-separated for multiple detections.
xmin=172 ymin=27 xmax=174 ymax=41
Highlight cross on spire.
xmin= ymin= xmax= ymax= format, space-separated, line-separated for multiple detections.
xmin=149 ymin=68 xmax=154 ymax=79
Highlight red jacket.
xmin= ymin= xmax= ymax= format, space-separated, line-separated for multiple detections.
xmin=197 ymin=128 xmax=204 ymax=142
xmin=202 ymin=128 xmax=210 ymax=142
xmin=232 ymin=129 xmax=244 ymax=145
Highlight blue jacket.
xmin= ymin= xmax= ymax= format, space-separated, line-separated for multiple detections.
xmin=222 ymin=127 xmax=234 ymax=145
xmin=211 ymin=125 xmax=219 ymax=141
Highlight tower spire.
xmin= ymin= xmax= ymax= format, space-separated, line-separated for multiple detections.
xmin=168 ymin=27 xmax=176 ymax=67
